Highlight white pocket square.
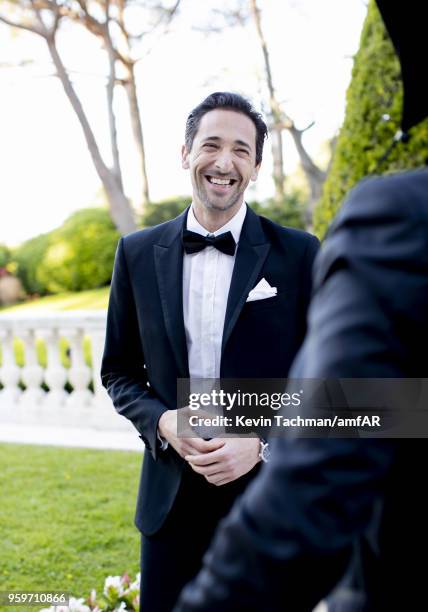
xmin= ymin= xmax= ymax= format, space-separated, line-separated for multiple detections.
xmin=246 ymin=278 xmax=277 ymax=302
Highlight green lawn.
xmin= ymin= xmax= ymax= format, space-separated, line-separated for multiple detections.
xmin=0 ymin=444 xmax=142 ymax=605
xmin=0 ymin=287 xmax=109 ymax=313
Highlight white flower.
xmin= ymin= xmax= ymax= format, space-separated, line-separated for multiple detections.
xmin=114 ymin=603 xmax=127 ymax=612
xmin=69 ymin=597 xmax=91 ymax=612
xmin=40 ymin=600 xmax=89 ymax=612
xmin=129 ymin=572 xmax=140 ymax=591
xmin=104 ymin=575 xmax=124 ymax=597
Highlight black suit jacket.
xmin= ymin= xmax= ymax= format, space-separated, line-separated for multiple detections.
xmin=101 ymin=205 xmax=319 ymax=535
xmin=174 ymin=171 xmax=428 ymax=611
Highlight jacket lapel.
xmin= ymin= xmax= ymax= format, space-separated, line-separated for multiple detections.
xmin=154 ymin=209 xmax=189 ymax=378
xmin=221 ymin=207 xmax=270 ymax=353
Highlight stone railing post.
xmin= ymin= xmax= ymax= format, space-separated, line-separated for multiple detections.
xmin=38 ymin=328 xmax=67 ymax=408
xmin=0 ymin=327 xmax=21 ymax=407
xmin=86 ymin=327 xmax=111 ymax=409
xmin=19 ymin=328 xmax=45 ymax=408
xmin=62 ymin=327 xmax=92 ymax=409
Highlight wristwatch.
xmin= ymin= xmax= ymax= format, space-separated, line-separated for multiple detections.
xmin=258 ymin=437 xmax=270 ymax=463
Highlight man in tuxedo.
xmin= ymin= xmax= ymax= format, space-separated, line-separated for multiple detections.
xmin=101 ymin=91 xmax=319 ymax=611
xmin=174 ymin=2 xmax=428 ymax=611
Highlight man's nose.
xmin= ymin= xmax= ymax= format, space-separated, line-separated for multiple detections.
xmin=214 ymin=150 xmax=234 ymax=173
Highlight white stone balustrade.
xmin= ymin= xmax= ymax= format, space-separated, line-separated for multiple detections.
xmin=0 ymin=311 xmax=133 ymax=433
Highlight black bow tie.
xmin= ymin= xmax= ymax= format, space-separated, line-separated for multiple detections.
xmin=182 ymin=229 xmax=236 ymax=256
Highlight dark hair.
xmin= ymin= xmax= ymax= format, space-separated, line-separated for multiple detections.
xmin=185 ymin=92 xmax=268 ymax=165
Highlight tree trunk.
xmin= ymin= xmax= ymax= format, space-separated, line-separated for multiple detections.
xmin=288 ymin=125 xmax=327 ymax=231
xmin=270 ymin=128 xmax=286 ymax=203
xmin=46 ymin=35 xmax=137 ymax=235
xmin=124 ymin=63 xmax=150 ymax=212
xmin=249 ymin=0 xmax=286 ymax=203
xmin=105 ymin=22 xmax=124 ymax=192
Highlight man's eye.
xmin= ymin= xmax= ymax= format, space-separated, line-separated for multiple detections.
xmin=236 ymin=149 xmax=249 ymax=154
xmin=203 ymin=143 xmax=217 ymax=149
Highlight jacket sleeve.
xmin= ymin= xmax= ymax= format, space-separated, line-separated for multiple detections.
xmin=101 ymin=237 xmax=168 ymax=460
xmin=173 ymin=173 xmax=428 ymax=611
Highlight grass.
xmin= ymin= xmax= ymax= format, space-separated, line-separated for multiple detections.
xmin=0 ymin=287 xmax=110 ymax=314
xmin=0 ymin=443 xmax=142 ymax=607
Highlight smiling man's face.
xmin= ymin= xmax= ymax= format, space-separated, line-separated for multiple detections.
xmin=182 ymin=109 xmax=260 ymax=218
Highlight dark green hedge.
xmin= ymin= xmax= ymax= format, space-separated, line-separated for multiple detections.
xmin=314 ymin=0 xmax=428 ymax=238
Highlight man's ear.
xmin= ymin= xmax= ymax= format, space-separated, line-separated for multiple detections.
xmin=251 ymin=163 xmax=261 ymax=182
xmin=181 ymin=145 xmax=190 ymax=169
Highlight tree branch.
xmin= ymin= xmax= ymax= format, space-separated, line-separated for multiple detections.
xmin=138 ymin=0 xmax=182 ymax=58
xmin=0 ymin=14 xmax=44 ymax=37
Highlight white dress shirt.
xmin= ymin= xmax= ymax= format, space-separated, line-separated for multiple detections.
xmin=183 ymin=203 xmax=247 ymax=379
xmin=157 ymin=202 xmax=247 ymax=449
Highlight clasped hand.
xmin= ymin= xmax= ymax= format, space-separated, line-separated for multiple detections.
xmin=157 ymin=408 xmax=260 ymax=486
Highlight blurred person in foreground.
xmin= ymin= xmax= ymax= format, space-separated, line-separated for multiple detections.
xmin=174 ymin=1 xmax=428 ymax=610
xmin=101 ymin=91 xmax=319 ymax=612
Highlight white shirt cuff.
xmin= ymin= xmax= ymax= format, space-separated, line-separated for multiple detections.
xmin=157 ymin=429 xmax=169 ymax=451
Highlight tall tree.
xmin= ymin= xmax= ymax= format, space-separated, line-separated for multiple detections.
xmin=0 ymin=0 xmax=180 ymax=234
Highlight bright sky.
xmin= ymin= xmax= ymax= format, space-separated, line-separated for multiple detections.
xmin=0 ymin=0 xmax=368 ymax=247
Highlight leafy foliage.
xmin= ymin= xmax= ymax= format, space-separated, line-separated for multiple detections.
xmin=249 ymin=193 xmax=305 ymax=229
xmin=38 ymin=208 xmax=120 ymax=293
xmin=14 ymin=209 xmax=120 ymax=295
xmin=14 ymin=232 xmax=53 ymax=295
xmin=141 ymin=196 xmax=191 ymax=227
xmin=0 ymin=244 xmax=11 ymax=269
xmin=315 ymin=0 xmax=428 ymax=238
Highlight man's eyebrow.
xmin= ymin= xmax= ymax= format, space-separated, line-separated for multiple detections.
xmin=234 ymin=139 xmax=252 ymax=150
xmin=202 ymin=136 xmax=221 ymax=143
xmin=202 ymin=136 xmax=252 ymax=150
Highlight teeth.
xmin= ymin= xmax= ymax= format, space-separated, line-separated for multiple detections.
xmin=209 ymin=177 xmax=232 ymax=185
